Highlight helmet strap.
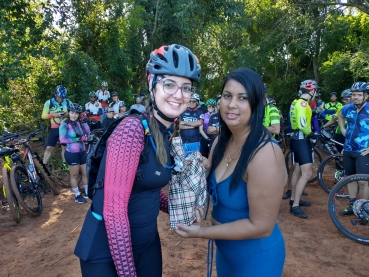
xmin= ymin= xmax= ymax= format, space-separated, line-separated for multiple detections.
xmin=150 ymin=96 xmax=176 ymax=122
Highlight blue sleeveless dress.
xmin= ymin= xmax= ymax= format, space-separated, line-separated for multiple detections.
xmin=208 ymin=171 xmax=285 ymax=277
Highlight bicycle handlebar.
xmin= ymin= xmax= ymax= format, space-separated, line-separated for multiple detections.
xmin=0 ymin=131 xmax=29 ymax=145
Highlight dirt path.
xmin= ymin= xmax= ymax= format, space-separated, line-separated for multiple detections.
xmin=1 ymin=177 xmax=368 ymax=277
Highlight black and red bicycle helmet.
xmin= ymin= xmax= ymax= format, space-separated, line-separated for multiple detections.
xmin=146 ymin=44 xmax=201 ymax=90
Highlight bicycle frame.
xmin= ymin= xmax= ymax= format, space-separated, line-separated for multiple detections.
xmin=20 ymin=147 xmax=39 ymax=185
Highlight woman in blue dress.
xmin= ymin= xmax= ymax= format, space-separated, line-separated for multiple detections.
xmin=175 ymin=68 xmax=287 ymax=277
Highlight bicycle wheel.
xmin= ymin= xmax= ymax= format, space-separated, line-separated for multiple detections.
xmin=285 ymin=148 xmax=322 ymax=183
xmin=318 ymin=154 xmax=344 ymax=194
xmin=2 ymin=167 xmax=21 ymax=223
xmin=33 ymin=159 xmax=59 ymax=195
xmin=328 ymin=174 xmax=369 ymax=245
xmin=10 ymin=165 xmax=42 ymax=216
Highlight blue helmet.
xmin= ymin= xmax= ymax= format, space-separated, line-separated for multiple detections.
xmin=55 ymin=85 xmax=67 ymax=98
xmin=69 ymin=103 xmax=83 ymax=113
xmin=350 ymin=82 xmax=369 ymax=93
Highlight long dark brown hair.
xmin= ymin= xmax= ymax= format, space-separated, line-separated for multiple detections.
xmin=211 ymin=68 xmax=272 ymax=193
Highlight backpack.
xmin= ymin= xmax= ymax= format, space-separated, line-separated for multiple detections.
xmin=49 ymin=97 xmax=71 ymax=111
xmin=87 ymin=109 xmax=150 ymax=200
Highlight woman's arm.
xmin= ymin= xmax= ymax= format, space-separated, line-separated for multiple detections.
xmin=205 ymin=137 xmax=218 ymax=177
xmin=199 ymin=125 xmax=209 ymax=139
xmin=159 ymin=191 xmax=169 ymax=213
xmin=176 ymin=141 xmax=286 ymax=240
xmin=103 ymin=117 xmax=145 ymax=277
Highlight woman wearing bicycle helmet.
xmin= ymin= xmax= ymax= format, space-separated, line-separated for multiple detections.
xmin=114 ymin=101 xmax=127 ymax=118
xmin=75 ymin=44 xmax=203 ymax=277
xmin=200 ymin=99 xmax=218 ymax=157
xmin=59 ymin=103 xmax=90 ymax=204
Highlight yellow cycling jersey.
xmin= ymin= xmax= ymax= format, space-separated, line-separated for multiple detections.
xmin=289 ymin=99 xmax=312 ymax=136
xmin=41 ymin=98 xmax=71 ymax=128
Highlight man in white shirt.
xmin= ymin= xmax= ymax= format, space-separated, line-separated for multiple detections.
xmin=85 ymin=92 xmax=103 ymax=130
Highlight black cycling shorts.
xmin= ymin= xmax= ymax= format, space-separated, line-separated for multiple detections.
xmin=47 ymin=128 xmax=60 ymax=147
xmin=64 ymin=151 xmax=87 ymax=166
xmin=343 ymin=151 xmax=369 ymax=176
xmin=290 ymin=139 xmax=314 ymax=166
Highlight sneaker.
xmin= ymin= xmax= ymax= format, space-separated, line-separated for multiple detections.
xmin=83 ymin=193 xmax=89 ymax=199
xmin=61 ymin=162 xmax=69 ymax=171
xmin=282 ymin=190 xmax=291 ymax=199
xmin=302 ymin=190 xmax=308 ymax=196
xmin=290 ymin=206 xmax=308 ymax=218
xmin=2 ymin=200 xmax=8 ymax=207
xmin=43 ymin=187 xmax=52 ymax=195
xmin=340 ymin=205 xmax=353 ymax=216
xmin=75 ymin=194 xmax=87 ymax=204
xmin=289 ymin=200 xmax=311 ymax=207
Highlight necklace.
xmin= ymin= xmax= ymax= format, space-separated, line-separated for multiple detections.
xmin=225 ymin=144 xmax=242 ymax=167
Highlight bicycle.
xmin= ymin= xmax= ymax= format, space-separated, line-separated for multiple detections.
xmin=285 ymin=146 xmax=323 ymax=184
xmin=1 ymin=131 xmax=28 ymax=222
xmin=316 ymin=122 xmax=337 ymax=155
xmin=9 ymin=128 xmax=59 ymax=216
xmin=316 ymin=129 xmax=345 ymax=193
xmin=328 ymin=174 xmax=369 ymax=245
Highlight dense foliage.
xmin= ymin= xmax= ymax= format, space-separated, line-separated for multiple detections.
xmin=1 ymin=0 xmax=368 ymax=131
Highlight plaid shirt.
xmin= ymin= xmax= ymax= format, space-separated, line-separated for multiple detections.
xmin=169 ymin=137 xmax=207 ymax=230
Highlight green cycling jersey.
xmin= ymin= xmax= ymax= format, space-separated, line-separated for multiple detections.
xmin=289 ymin=98 xmax=312 ymax=136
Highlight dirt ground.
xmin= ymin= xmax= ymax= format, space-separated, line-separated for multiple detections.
xmin=1 ymin=154 xmax=369 ymax=277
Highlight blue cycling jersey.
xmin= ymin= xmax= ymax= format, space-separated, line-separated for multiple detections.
xmin=340 ymin=103 xmax=369 ymax=152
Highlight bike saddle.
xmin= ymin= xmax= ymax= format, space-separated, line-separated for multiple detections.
xmin=2 ymin=131 xmax=16 ymax=137
xmin=0 ymin=147 xmax=19 ymax=157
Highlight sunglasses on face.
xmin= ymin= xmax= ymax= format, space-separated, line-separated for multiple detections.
xmin=189 ymin=100 xmax=197 ymax=103
xmin=207 ymin=106 xmax=215 ymax=108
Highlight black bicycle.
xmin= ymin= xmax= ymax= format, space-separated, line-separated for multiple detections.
xmin=328 ymin=174 xmax=369 ymax=245
xmin=285 ymin=147 xmax=322 ymax=183
xmin=317 ymin=129 xmax=344 ymax=194
xmin=316 ymin=122 xmax=337 ymax=155
xmin=9 ymin=128 xmax=59 ymax=216
xmin=0 ymin=131 xmax=28 ymax=222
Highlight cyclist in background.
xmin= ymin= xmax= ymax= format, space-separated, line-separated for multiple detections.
xmin=338 ymin=82 xmax=369 ymax=216
xmin=108 ymin=91 xmax=122 ymax=115
xmin=201 ymin=98 xmax=217 ymax=157
xmin=59 ymin=103 xmax=90 ymax=204
xmin=96 ymin=81 xmax=110 ymax=122
xmin=130 ymin=96 xmax=146 ymax=113
xmin=102 ymin=107 xmax=116 ymax=131
xmin=207 ymin=97 xmax=221 ymax=150
xmin=114 ymin=101 xmax=127 ymax=119
xmin=179 ymin=93 xmax=204 ymax=155
xmin=263 ymin=91 xmax=280 ymax=137
xmin=324 ymin=92 xmax=342 ymax=123
xmin=323 ymin=89 xmax=352 ymax=153
xmin=41 ymin=85 xmax=71 ymax=170
xmin=85 ymin=92 xmax=103 ymax=131
xmin=288 ymin=80 xmax=319 ymax=218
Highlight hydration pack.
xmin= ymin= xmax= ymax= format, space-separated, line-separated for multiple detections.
xmin=86 ymin=109 xmax=150 ymax=200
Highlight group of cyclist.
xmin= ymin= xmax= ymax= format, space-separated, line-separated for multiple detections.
xmin=40 ymin=82 xmax=146 ymax=203
xmin=277 ymin=80 xmax=369 ymax=219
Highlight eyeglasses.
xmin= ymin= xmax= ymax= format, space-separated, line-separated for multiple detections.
xmin=207 ymin=106 xmax=215 ymax=108
xmin=159 ymin=79 xmax=196 ymax=98
xmin=108 ymin=111 xmax=114 ymax=113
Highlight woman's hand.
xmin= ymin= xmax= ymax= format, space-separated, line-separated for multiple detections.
xmin=200 ymin=156 xmax=210 ymax=169
xmin=207 ymin=126 xmax=216 ymax=134
xmin=175 ymin=209 xmax=203 ymax=238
